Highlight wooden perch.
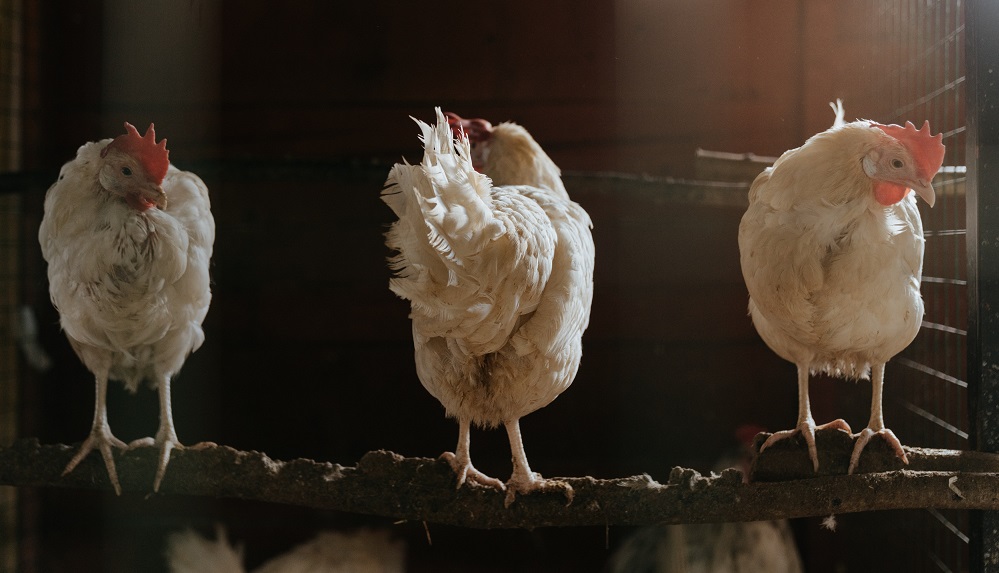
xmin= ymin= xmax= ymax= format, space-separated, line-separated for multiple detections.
xmin=2 ymin=431 xmax=999 ymax=529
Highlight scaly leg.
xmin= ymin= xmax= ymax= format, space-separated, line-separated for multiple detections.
xmin=848 ymin=363 xmax=909 ymax=473
xmin=64 ymin=373 xmax=127 ymax=495
xmin=440 ymin=417 xmax=505 ymax=491
xmin=503 ymin=419 xmax=572 ymax=507
xmin=128 ymin=373 xmax=182 ymax=491
xmin=760 ymin=364 xmax=851 ymax=472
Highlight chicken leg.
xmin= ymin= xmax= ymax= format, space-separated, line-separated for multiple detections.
xmin=440 ymin=417 xmax=505 ymax=491
xmin=503 ymin=419 xmax=572 ymax=507
xmin=760 ymin=364 xmax=852 ymax=472
xmin=64 ymin=372 xmax=127 ymax=495
xmin=848 ymin=363 xmax=909 ymax=473
xmin=128 ymin=373 xmax=182 ymax=491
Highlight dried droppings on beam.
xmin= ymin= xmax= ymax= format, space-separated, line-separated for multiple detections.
xmin=5 ymin=438 xmax=999 ymax=529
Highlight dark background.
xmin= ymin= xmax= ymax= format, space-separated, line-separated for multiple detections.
xmin=12 ymin=1 xmax=924 ymax=571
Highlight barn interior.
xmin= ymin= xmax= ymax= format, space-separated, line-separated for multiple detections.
xmin=0 ymin=1 xmax=986 ymax=571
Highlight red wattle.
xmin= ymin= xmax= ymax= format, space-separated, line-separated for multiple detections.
xmin=873 ymin=181 xmax=909 ymax=206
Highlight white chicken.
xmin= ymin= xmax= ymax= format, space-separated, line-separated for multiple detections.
xmin=39 ymin=122 xmax=214 ymax=493
xmin=382 ymin=108 xmax=594 ymax=504
xmin=738 ymin=108 xmax=945 ymax=473
xmin=607 ymin=425 xmax=804 ymax=573
xmin=608 ymin=517 xmax=803 ymax=573
xmin=165 ymin=527 xmax=405 ymax=573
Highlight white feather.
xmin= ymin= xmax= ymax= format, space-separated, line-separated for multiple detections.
xmin=166 ymin=527 xmax=245 ymax=573
xmin=165 ymin=528 xmax=405 ymax=573
xmin=382 ymin=107 xmax=594 ymax=428
xmin=39 ymin=139 xmax=214 ymax=392
xmin=255 ymin=530 xmax=405 ymax=573
xmin=738 ymin=121 xmax=925 ymax=377
xmin=38 ymin=131 xmax=215 ymax=492
xmin=830 ymin=98 xmax=845 ymax=129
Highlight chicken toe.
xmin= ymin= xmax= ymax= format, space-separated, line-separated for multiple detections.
xmin=153 ymin=436 xmax=180 ymax=492
xmin=123 ymin=373 xmax=184 ymax=491
xmin=761 ymin=418 xmax=852 ymax=472
xmin=440 ymin=451 xmax=505 ymax=491
xmin=849 ymin=364 xmax=909 ymax=473
xmin=65 ymin=374 xmax=127 ymax=494
xmin=504 ymin=471 xmax=574 ymax=508
xmin=64 ymin=424 xmax=128 ymax=495
xmin=128 ymin=426 xmax=182 ymax=492
xmin=441 ymin=418 xmax=505 ymax=491
xmin=502 ymin=419 xmax=574 ymax=507
xmin=848 ymin=427 xmax=909 ymax=474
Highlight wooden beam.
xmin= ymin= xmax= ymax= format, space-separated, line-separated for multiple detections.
xmin=3 ymin=435 xmax=999 ymax=529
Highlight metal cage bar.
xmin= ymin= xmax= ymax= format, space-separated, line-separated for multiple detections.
xmin=966 ymin=0 xmax=999 ymax=570
xmin=0 ymin=0 xmax=21 ymax=571
xmin=873 ymin=1 xmax=969 ymax=571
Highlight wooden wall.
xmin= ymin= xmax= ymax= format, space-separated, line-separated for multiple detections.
xmin=24 ymin=0 xmax=885 ymax=174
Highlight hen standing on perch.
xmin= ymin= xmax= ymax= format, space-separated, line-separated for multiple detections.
xmin=382 ymin=109 xmax=594 ymax=504
xmin=39 ymin=122 xmax=215 ymax=493
xmin=738 ymin=106 xmax=945 ymax=473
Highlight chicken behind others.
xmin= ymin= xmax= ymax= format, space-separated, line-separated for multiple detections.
xmin=39 ymin=122 xmax=214 ymax=493
xmin=165 ymin=527 xmax=405 ymax=573
xmin=382 ymin=109 xmax=594 ymax=505
xmin=607 ymin=425 xmax=803 ymax=573
xmin=738 ymin=109 xmax=945 ymax=473
xmin=609 ymin=516 xmax=802 ymax=573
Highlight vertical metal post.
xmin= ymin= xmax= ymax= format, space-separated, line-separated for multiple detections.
xmin=967 ymin=0 xmax=999 ymax=570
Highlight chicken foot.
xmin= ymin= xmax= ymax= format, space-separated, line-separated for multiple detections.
xmin=127 ymin=373 xmax=182 ymax=491
xmin=848 ymin=363 xmax=909 ymax=473
xmin=503 ymin=419 xmax=573 ymax=507
xmin=440 ymin=417 xmax=506 ymax=492
xmin=760 ymin=364 xmax=852 ymax=472
xmin=64 ymin=373 xmax=127 ymax=495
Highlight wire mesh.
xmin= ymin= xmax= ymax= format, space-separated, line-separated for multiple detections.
xmin=874 ymin=1 xmax=968 ymax=571
xmin=0 ymin=0 xmax=22 ymax=571
xmin=0 ymin=192 xmax=18 ymax=573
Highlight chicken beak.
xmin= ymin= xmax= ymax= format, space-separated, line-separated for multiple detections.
xmin=140 ymin=184 xmax=167 ymax=210
xmin=911 ymin=179 xmax=936 ymax=208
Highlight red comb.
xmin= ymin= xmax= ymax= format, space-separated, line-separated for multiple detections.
xmin=872 ymin=120 xmax=945 ymax=181
xmin=102 ymin=122 xmax=170 ymax=185
xmin=443 ymin=111 xmax=492 ymax=143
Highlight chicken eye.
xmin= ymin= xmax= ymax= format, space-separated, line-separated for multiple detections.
xmin=121 ymin=167 xmax=132 ymax=176
xmin=891 ymin=159 xmax=904 ymax=169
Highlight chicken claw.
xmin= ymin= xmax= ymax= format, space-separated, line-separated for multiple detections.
xmin=848 ymin=427 xmax=909 ymax=474
xmin=502 ymin=419 xmax=573 ymax=507
xmin=128 ymin=427 xmax=182 ymax=492
xmin=760 ymin=418 xmax=852 ymax=472
xmin=504 ymin=473 xmax=574 ymax=508
xmin=440 ymin=451 xmax=506 ymax=491
xmin=384 ymin=111 xmax=594 ymax=513
xmin=64 ymin=424 xmax=128 ymax=495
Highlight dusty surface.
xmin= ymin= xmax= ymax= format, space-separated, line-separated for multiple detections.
xmin=3 ymin=435 xmax=999 ymax=529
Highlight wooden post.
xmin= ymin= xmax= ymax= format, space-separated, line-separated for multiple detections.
xmin=966 ymin=0 xmax=999 ymax=569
